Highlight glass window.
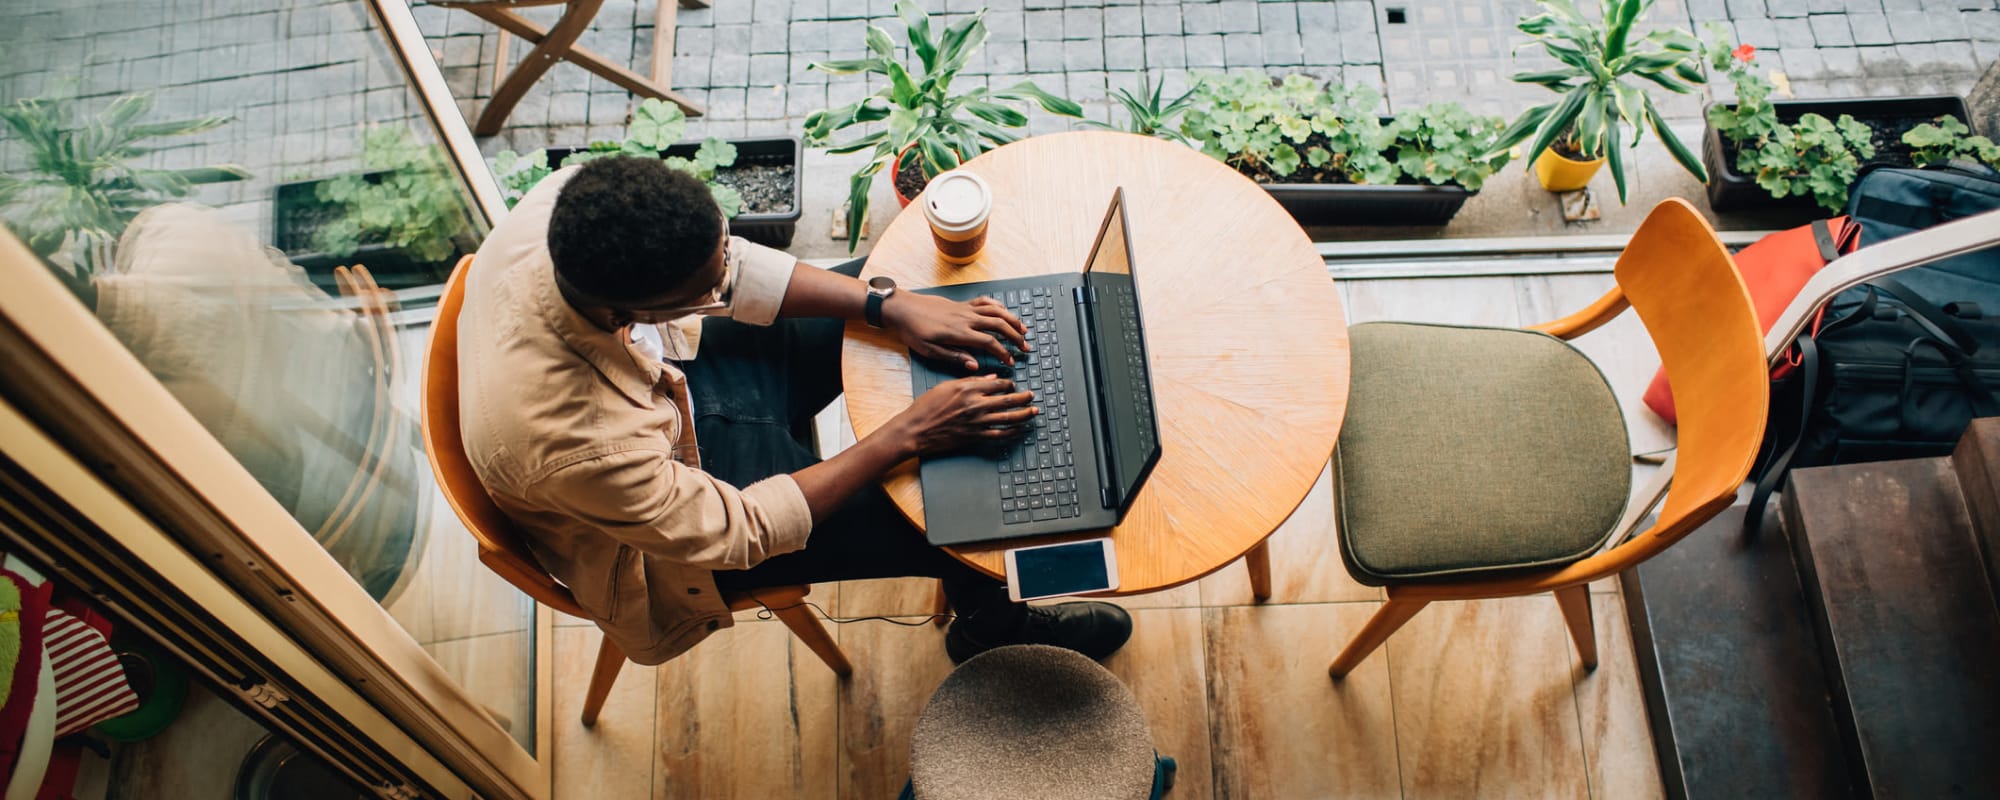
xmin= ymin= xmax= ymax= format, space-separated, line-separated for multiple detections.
xmin=0 ymin=0 xmax=535 ymax=751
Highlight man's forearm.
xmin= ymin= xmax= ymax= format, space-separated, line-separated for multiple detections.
xmin=790 ymin=426 xmax=913 ymax=523
xmin=776 ymin=261 xmax=871 ymax=320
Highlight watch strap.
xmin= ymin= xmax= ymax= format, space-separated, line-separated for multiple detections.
xmin=865 ymin=291 xmax=886 ymax=328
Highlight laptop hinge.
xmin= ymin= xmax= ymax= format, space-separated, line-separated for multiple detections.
xmin=1073 ymin=285 xmax=1097 ymax=304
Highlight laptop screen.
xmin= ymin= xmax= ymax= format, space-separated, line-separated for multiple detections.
xmin=1083 ymin=190 xmax=1162 ymax=508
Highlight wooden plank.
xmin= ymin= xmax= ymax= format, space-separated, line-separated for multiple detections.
xmin=1783 ymin=457 xmax=2000 ymax=798
xmin=652 ymin=0 xmax=677 ymax=88
xmin=1623 ymin=502 xmax=1853 ymax=799
xmin=1950 ymin=417 xmax=2000 ymax=602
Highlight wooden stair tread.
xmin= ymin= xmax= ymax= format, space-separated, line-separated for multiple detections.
xmin=1782 ymin=455 xmax=2000 ymax=798
xmin=1623 ymin=502 xmax=1853 ymax=799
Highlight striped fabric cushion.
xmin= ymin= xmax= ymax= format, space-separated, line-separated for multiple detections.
xmin=45 ymin=609 xmax=139 ymax=737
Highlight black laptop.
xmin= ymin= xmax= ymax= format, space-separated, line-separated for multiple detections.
xmin=909 ymin=188 xmax=1162 ymax=546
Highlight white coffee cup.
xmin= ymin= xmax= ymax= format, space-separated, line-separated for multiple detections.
xmin=922 ymin=170 xmax=992 ymax=265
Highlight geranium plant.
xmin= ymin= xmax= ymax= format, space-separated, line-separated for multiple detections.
xmin=1903 ymin=116 xmax=2000 ymax=170
xmin=1179 ymin=72 xmax=1511 ymax=190
xmin=311 ymin=126 xmax=472 ymax=266
xmin=1705 ymin=32 xmax=1875 ymax=212
xmin=1492 ymin=0 xmax=1708 ymax=202
xmin=803 ymin=0 xmax=1081 ymax=249
xmin=1181 ymin=73 xmax=1398 ymax=184
xmin=491 ymin=99 xmax=742 ymax=214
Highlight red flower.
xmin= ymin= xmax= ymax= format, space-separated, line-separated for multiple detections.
xmin=1732 ymin=44 xmax=1757 ymax=62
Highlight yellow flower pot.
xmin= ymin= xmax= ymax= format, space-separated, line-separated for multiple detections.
xmin=1533 ymin=148 xmax=1606 ymax=192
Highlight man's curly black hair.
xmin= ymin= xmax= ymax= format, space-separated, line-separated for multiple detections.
xmin=548 ymin=155 xmax=723 ymax=303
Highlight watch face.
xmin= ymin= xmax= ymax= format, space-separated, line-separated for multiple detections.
xmin=868 ymin=275 xmax=896 ymax=294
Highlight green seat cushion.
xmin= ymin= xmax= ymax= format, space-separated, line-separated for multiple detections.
xmin=1335 ymin=322 xmax=1631 ymax=585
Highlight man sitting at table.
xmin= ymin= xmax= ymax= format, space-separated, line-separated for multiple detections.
xmin=454 ymin=155 xmax=1132 ymax=667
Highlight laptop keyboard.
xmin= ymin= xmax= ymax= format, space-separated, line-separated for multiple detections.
xmin=999 ymin=287 xmax=1081 ymax=524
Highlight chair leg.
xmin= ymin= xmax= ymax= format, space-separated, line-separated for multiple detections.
xmin=463 ymin=0 xmax=602 ymax=135
xmin=466 ymin=5 xmax=707 ymax=119
xmin=1245 ymin=540 xmax=1273 ymax=602
xmin=580 ymin=633 xmax=625 ymax=727
xmin=1555 ymin=584 xmax=1598 ymax=671
xmin=932 ymin=580 xmax=951 ymax=628
xmin=774 ymin=597 xmax=854 ymax=678
xmin=1329 ymin=597 xmax=1429 ymax=679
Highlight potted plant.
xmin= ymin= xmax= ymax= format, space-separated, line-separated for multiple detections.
xmin=275 ymin=126 xmax=480 ymax=291
xmin=1903 ymin=116 xmax=2000 ymax=169
xmin=803 ymin=0 xmax=1081 ymax=249
xmin=0 ymin=92 xmax=250 ymax=296
xmin=494 ymin=99 xmax=804 ymax=248
xmin=1083 ymin=72 xmax=1198 ymax=146
xmin=1493 ymin=0 xmax=1708 ymax=201
xmin=1701 ymin=29 xmax=1974 ymax=215
xmin=1178 ymin=73 xmax=1510 ymax=226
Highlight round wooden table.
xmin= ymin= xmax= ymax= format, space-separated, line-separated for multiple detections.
xmin=842 ymin=131 xmax=1350 ymax=594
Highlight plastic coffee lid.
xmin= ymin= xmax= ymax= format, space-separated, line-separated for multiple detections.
xmin=925 ymin=171 xmax=991 ymax=231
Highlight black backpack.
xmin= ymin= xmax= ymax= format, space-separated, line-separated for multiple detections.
xmin=1746 ymin=162 xmax=2000 ymax=531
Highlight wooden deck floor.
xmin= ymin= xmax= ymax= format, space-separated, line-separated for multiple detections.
xmin=549 ymin=272 xmax=1673 ymax=799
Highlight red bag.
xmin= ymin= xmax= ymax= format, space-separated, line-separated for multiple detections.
xmin=1644 ymin=217 xmax=1860 ymax=424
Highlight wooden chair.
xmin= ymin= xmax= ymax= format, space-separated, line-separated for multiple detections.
xmin=419 ymin=255 xmax=851 ymax=727
xmin=1325 ymin=199 xmax=1770 ymax=678
xmin=433 ymin=0 xmax=709 ymax=137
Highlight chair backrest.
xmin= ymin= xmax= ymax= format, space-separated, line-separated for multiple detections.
xmin=1615 ymin=199 xmax=1770 ymax=556
xmin=419 ymin=255 xmax=590 ymax=618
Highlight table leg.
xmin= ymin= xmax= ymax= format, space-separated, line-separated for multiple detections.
xmin=1246 ymin=539 xmax=1273 ymax=602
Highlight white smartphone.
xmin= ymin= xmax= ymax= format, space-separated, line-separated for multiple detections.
xmin=1004 ymin=538 xmax=1120 ymax=602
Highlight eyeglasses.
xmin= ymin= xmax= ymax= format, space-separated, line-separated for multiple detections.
xmin=617 ymin=232 xmax=741 ymax=318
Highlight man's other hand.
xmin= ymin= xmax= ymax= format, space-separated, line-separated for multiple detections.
xmin=886 ymin=376 xmax=1037 ymax=457
xmin=884 ymin=293 xmax=1031 ymax=372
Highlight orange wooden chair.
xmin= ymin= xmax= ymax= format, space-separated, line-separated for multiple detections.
xmin=1325 ymin=198 xmax=1770 ymax=678
xmin=420 ymin=255 xmax=851 ymax=726
xmin=434 ymin=0 xmax=708 ymax=136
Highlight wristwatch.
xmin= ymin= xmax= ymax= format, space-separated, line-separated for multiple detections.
xmin=865 ymin=276 xmax=897 ymax=328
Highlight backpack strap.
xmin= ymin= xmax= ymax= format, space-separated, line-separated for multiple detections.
xmin=1746 ymin=335 xmax=1823 ymax=536
xmin=1870 ymin=277 xmax=1982 ymax=355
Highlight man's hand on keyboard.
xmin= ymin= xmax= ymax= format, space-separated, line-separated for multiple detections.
xmin=883 ymin=293 xmax=1031 ymax=373
xmin=885 ymin=375 xmax=1039 ymax=457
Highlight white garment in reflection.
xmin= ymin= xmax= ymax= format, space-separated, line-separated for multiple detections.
xmin=90 ymin=203 xmax=425 ymax=603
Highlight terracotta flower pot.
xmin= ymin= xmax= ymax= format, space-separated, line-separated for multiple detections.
xmin=894 ymin=146 xmax=919 ymax=208
xmin=1533 ymin=147 xmax=1606 ymax=192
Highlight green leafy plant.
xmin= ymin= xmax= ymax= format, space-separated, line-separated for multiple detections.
xmin=1493 ymin=0 xmax=1708 ymax=203
xmin=0 ymin=92 xmax=249 ymax=279
xmin=803 ymin=0 xmax=1082 ymax=249
xmin=1903 ymin=115 xmax=2000 ymax=169
xmin=1082 ymin=72 xmax=1197 ymax=146
xmin=1181 ymin=73 xmax=1397 ymax=185
xmin=491 ymin=99 xmax=743 ymax=214
xmin=1703 ymin=31 xmax=1874 ymax=212
xmin=1385 ymin=103 xmax=1515 ymax=191
xmin=1179 ymin=73 xmax=1510 ymax=190
xmin=310 ymin=126 xmax=471 ymax=264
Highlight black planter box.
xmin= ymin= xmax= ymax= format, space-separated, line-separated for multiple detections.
xmin=548 ymin=136 xmax=804 ymax=249
xmin=1703 ymin=95 xmax=1970 ymax=215
xmin=1260 ymin=181 xmax=1475 ymax=227
xmin=273 ymin=173 xmax=470 ymax=291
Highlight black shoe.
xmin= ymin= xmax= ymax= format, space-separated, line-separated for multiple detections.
xmin=944 ymin=601 xmax=1134 ymax=664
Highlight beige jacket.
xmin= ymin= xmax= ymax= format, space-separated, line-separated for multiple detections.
xmin=457 ymin=167 xmax=813 ymax=665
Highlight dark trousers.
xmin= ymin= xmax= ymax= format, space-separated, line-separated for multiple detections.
xmin=691 ymin=258 xmax=1016 ymax=626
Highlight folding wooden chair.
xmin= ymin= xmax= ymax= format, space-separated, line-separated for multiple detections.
xmin=434 ymin=0 xmax=709 ymax=136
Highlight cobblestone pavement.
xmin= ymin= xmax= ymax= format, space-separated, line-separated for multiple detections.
xmin=415 ymin=0 xmax=2000 ymax=154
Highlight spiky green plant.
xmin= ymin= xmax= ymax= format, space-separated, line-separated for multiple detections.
xmin=1491 ymin=0 xmax=1708 ymax=203
xmin=0 ymin=93 xmax=249 ymax=278
xmin=1083 ymin=72 xmax=1198 ymax=146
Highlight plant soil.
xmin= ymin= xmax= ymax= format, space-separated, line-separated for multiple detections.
xmin=895 ymin=152 xmax=929 ymax=199
xmin=1718 ymin=112 xmax=1942 ymax=176
xmin=713 ymin=163 xmax=795 ymax=214
xmin=1551 ymin=137 xmax=1589 ymax=160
